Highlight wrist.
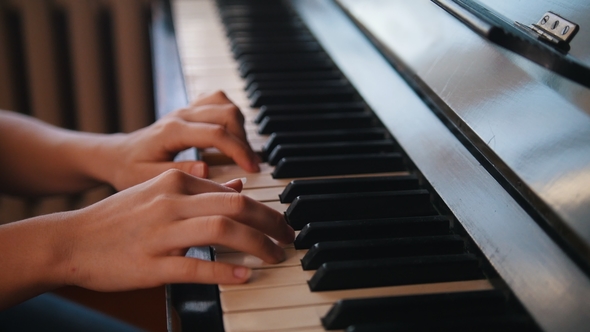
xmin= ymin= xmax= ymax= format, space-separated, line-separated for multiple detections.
xmin=63 ymin=132 xmax=126 ymax=189
xmin=0 ymin=213 xmax=73 ymax=308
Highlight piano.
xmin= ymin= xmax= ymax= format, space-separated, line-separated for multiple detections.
xmin=150 ymin=0 xmax=590 ymax=331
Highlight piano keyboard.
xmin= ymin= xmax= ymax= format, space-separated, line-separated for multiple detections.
xmin=171 ymin=0 xmax=540 ymax=331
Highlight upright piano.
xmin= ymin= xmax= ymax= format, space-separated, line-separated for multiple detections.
xmin=151 ymin=0 xmax=590 ymax=331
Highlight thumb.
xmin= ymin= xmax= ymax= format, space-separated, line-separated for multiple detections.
xmin=157 ymin=257 xmax=252 ymax=284
xmin=223 ymin=178 xmax=244 ymax=192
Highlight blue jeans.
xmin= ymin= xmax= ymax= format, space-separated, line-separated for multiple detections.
xmin=0 ymin=293 xmax=145 ymax=332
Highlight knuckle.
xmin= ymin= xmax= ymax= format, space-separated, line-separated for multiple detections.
xmin=156 ymin=117 xmax=183 ymax=136
xmin=222 ymin=193 xmax=248 ymax=212
xmin=252 ymin=232 xmax=270 ymax=251
xmin=207 ymin=216 xmax=234 ymax=239
xmin=161 ymin=168 xmax=186 ymax=181
xmin=225 ymin=105 xmax=244 ymax=124
xmin=178 ymin=260 xmax=199 ymax=280
xmin=150 ymin=192 xmax=177 ymax=215
xmin=157 ymin=169 xmax=189 ymax=191
xmin=209 ymin=125 xmax=228 ymax=139
xmin=170 ymin=107 xmax=189 ymax=118
xmin=212 ymin=90 xmax=227 ymax=100
xmin=223 ymin=104 xmax=241 ymax=117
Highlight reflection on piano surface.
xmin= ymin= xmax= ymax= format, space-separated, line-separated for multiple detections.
xmin=151 ymin=0 xmax=590 ymax=331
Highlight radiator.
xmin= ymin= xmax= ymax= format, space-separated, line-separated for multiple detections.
xmin=0 ymin=0 xmax=155 ymax=224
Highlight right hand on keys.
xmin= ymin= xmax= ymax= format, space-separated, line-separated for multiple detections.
xmin=0 ymin=170 xmax=295 ymax=309
xmin=100 ymin=90 xmax=262 ymax=191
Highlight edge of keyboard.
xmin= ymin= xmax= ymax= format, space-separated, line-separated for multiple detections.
xmin=151 ymin=1 xmax=224 ymax=331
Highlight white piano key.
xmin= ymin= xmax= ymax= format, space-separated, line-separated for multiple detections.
xmin=219 ymin=265 xmax=314 ymax=292
xmin=209 ymin=163 xmax=271 ymax=178
xmin=216 ymin=248 xmax=307 ymax=269
xmin=186 ymin=76 xmax=246 ymax=91
xmin=223 ymin=304 xmax=332 ymax=332
xmin=181 ymin=56 xmax=239 ymax=69
xmin=171 ymin=1 xmax=491 ymax=331
xmin=241 ymin=187 xmax=283 ymax=202
xmin=214 ymin=232 xmax=297 ymax=255
xmin=220 ymin=279 xmax=493 ymax=313
xmin=208 ymin=164 xmax=292 ymax=189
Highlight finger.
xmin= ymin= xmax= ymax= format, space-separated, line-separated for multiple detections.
xmin=178 ymin=104 xmax=248 ymax=144
xmin=164 ymin=215 xmax=285 ymax=263
xmin=175 ymin=192 xmax=295 ymax=244
xmin=192 ymin=90 xmax=233 ymax=107
xmin=145 ymin=160 xmax=208 ymax=178
xmin=149 ymin=169 xmax=238 ymax=195
xmin=156 ymin=257 xmax=251 ymax=284
xmin=127 ymin=161 xmax=209 ymax=188
xmin=223 ymin=178 xmax=244 ymax=192
xmin=163 ymin=122 xmax=260 ymax=172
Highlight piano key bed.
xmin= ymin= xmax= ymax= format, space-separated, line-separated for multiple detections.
xmin=151 ymin=0 xmax=555 ymax=331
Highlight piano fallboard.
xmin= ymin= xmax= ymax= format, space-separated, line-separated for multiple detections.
xmin=291 ymin=0 xmax=590 ymax=331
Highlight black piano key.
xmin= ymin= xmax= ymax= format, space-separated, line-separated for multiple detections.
xmin=255 ymin=102 xmax=365 ymax=124
xmin=301 ymin=235 xmax=465 ymax=270
xmin=233 ymin=42 xmax=323 ymax=57
xmin=247 ymin=80 xmax=348 ymax=98
xmin=238 ymin=53 xmax=329 ymax=64
xmin=239 ymin=59 xmax=335 ymax=77
xmin=263 ymin=128 xmax=385 ymax=158
xmin=219 ymin=9 xmax=294 ymax=22
xmin=245 ymin=71 xmax=343 ymax=89
xmin=268 ymin=140 xmax=396 ymax=166
xmin=228 ymin=30 xmax=310 ymax=40
xmin=280 ymin=174 xmax=418 ymax=203
xmin=294 ymin=216 xmax=451 ymax=249
xmin=346 ymin=316 xmax=539 ymax=332
xmin=222 ymin=14 xmax=301 ymax=23
xmin=308 ymin=254 xmax=484 ymax=292
xmin=272 ymin=153 xmax=405 ymax=179
xmin=230 ymin=34 xmax=316 ymax=46
xmin=224 ymin=21 xmax=304 ymax=34
xmin=223 ymin=16 xmax=302 ymax=25
xmin=258 ymin=113 xmax=372 ymax=135
xmin=285 ymin=189 xmax=435 ymax=229
xmin=322 ymin=290 xmax=506 ymax=330
xmin=229 ymin=30 xmax=313 ymax=42
xmin=251 ymin=88 xmax=357 ymax=108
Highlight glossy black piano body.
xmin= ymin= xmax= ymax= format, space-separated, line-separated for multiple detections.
xmin=151 ymin=0 xmax=590 ymax=331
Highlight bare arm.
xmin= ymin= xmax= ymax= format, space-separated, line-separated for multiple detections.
xmin=0 ymin=91 xmax=260 ymax=196
xmin=0 ymin=110 xmax=106 ymax=195
xmin=0 ymin=171 xmax=295 ymax=310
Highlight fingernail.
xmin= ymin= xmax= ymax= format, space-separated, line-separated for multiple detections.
xmin=239 ymin=177 xmax=247 ymax=185
xmin=233 ymin=266 xmax=252 ymax=280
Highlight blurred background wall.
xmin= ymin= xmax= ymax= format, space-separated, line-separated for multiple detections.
xmin=0 ymin=0 xmax=164 ymax=329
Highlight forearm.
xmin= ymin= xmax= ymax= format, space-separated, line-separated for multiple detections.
xmin=0 ymin=172 xmax=294 ymax=310
xmin=0 ymin=213 xmax=71 ymax=310
xmin=0 ymin=110 xmax=120 ymax=196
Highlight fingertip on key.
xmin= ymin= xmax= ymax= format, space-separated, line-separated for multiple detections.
xmin=233 ymin=266 xmax=252 ymax=281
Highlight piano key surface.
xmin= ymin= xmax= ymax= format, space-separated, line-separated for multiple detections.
xmin=162 ymin=0 xmax=555 ymax=331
